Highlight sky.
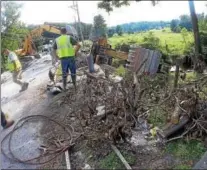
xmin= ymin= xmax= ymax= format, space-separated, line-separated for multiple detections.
xmin=18 ymin=1 xmax=207 ymax=27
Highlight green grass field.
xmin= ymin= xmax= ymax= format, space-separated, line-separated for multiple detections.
xmin=108 ymin=28 xmax=194 ymax=55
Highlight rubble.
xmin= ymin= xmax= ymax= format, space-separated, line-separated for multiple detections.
xmin=49 ymin=63 xmax=207 ymax=146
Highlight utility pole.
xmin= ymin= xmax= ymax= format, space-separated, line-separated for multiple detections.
xmin=73 ymin=15 xmax=79 ymax=42
xmin=69 ymin=1 xmax=84 ymax=47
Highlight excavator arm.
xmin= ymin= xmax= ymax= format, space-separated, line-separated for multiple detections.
xmin=15 ymin=24 xmax=61 ymax=57
xmin=91 ymin=37 xmax=128 ymax=65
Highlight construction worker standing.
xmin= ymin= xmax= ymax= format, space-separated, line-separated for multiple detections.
xmin=52 ymin=27 xmax=81 ymax=91
xmin=4 ymin=49 xmax=29 ymax=92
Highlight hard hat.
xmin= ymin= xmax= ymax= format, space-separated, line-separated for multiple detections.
xmin=65 ymin=25 xmax=78 ymax=36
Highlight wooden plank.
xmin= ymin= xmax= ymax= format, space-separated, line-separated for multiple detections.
xmin=111 ymin=144 xmax=132 ymax=170
xmin=105 ymin=49 xmax=128 ymax=60
xmin=65 ymin=150 xmax=71 ymax=170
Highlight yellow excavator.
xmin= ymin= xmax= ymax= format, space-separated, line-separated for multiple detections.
xmin=14 ymin=24 xmax=61 ymax=58
xmin=90 ymin=37 xmax=128 ymax=65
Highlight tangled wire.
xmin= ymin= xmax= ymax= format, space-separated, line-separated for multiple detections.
xmin=1 ymin=115 xmax=79 ymax=165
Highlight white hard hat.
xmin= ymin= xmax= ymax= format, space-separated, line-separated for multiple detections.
xmin=66 ymin=25 xmax=78 ymax=36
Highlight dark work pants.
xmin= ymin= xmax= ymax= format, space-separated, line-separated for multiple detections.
xmin=1 ymin=111 xmax=7 ymax=127
xmin=60 ymin=57 xmax=76 ymax=88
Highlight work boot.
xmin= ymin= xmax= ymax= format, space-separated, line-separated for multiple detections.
xmin=19 ymin=82 xmax=29 ymax=92
xmin=63 ymin=79 xmax=67 ymax=91
xmin=3 ymin=120 xmax=14 ymax=129
xmin=71 ymin=76 xmax=77 ymax=91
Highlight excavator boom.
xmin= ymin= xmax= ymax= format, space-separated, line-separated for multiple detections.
xmin=15 ymin=24 xmax=61 ymax=58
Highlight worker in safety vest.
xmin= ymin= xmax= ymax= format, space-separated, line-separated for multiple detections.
xmin=4 ymin=49 xmax=29 ymax=92
xmin=52 ymin=27 xmax=81 ymax=91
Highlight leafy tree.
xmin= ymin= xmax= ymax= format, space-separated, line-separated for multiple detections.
xmin=108 ymin=28 xmax=115 ymax=37
xmin=170 ymin=19 xmax=179 ymax=32
xmin=108 ymin=21 xmax=169 ymax=33
xmin=198 ymin=13 xmax=207 ymax=32
xmin=90 ymin=14 xmax=107 ymax=40
xmin=116 ymin=25 xmax=123 ymax=36
xmin=141 ymin=32 xmax=160 ymax=50
xmin=175 ymin=26 xmax=181 ymax=33
xmin=98 ymin=0 xmax=158 ymax=13
xmin=1 ymin=1 xmax=29 ymax=72
xmin=1 ymin=1 xmax=23 ymax=32
xmin=181 ymin=27 xmax=188 ymax=44
xmin=179 ymin=15 xmax=192 ymax=31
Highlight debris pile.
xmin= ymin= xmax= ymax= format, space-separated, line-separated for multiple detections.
xmin=57 ymin=67 xmax=207 ymax=144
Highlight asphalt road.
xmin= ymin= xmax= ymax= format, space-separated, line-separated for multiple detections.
xmin=1 ymin=54 xmax=53 ymax=169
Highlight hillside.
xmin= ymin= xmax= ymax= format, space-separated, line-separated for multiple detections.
xmin=110 ymin=21 xmax=170 ymax=33
xmin=108 ymin=28 xmax=194 ymax=55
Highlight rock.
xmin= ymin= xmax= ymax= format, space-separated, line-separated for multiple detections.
xmin=82 ymin=163 xmax=91 ymax=169
xmin=109 ymin=75 xmax=123 ymax=83
xmin=130 ymin=131 xmax=148 ymax=146
xmin=96 ymin=105 xmax=105 ymax=116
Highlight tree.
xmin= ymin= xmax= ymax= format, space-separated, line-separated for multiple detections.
xmin=108 ymin=28 xmax=115 ymax=37
xmin=170 ymin=19 xmax=179 ymax=32
xmin=90 ymin=14 xmax=107 ymax=40
xmin=181 ymin=27 xmax=188 ymax=44
xmin=179 ymin=14 xmax=192 ymax=31
xmin=1 ymin=1 xmax=28 ymax=72
xmin=1 ymin=1 xmax=23 ymax=32
xmin=198 ymin=13 xmax=207 ymax=32
xmin=175 ymin=26 xmax=181 ymax=33
xmin=188 ymin=0 xmax=201 ymax=55
xmin=116 ymin=25 xmax=123 ymax=36
xmin=98 ymin=0 xmax=158 ymax=13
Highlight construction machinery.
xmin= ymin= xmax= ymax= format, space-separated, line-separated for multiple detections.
xmin=14 ymin=24 xmax=62 ymax=58
xmin=90 ymin=37 xmax=129 ymax=65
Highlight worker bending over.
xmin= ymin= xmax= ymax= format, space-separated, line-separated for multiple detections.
xmin=4 ymin=49 xmax=29 ymax=92
xmin=52 ymin=27 xmax=81 ymax=91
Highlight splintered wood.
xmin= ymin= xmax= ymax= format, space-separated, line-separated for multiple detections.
xmin=55 ymin=65 xmax=206 ymax=144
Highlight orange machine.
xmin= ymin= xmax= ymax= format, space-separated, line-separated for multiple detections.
xmin=15 ymin=24 xmax=61 ymax=58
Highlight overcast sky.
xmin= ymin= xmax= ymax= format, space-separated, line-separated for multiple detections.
xmin=18 ymin=1 xmax=207 ymax=27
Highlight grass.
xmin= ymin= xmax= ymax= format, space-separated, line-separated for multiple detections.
xmin=98 ymin=150 xmax=136 ymax=169
xmin=148 ymin=106 xmax=168 ymax=128
xmin=166 ymin=139 xmax=206 ymax=161
xmin=173 ymin=164 xmax=192 ymax=169
xmin=109 ymin=28 xmax=194 ymax=56
xmin=115 ymin=65 xmax=127 ymax=77
xmin=166 ymin=139 xmax=206 ymax=169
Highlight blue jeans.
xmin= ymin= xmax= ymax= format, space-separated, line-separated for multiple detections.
xmin=60 ymin=57 xmax=76 ymax=87
xmin=1 ymin=111 xmax=7 ymax=127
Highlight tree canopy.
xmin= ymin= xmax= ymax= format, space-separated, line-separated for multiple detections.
xmin=89 ymin=14 xmax=107 ymax=41
xmin=1 ymin=1 xmax=29 ymax=72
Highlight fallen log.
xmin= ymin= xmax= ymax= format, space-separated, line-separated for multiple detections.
xmin=162 ymin=115 xmax=190 ymax=138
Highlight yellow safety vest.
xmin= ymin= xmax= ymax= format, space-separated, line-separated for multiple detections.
xmin=56 ymin=35 xmax=75 ymax=58
xmin=7 ymin=58 xmax=21 ymax=72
